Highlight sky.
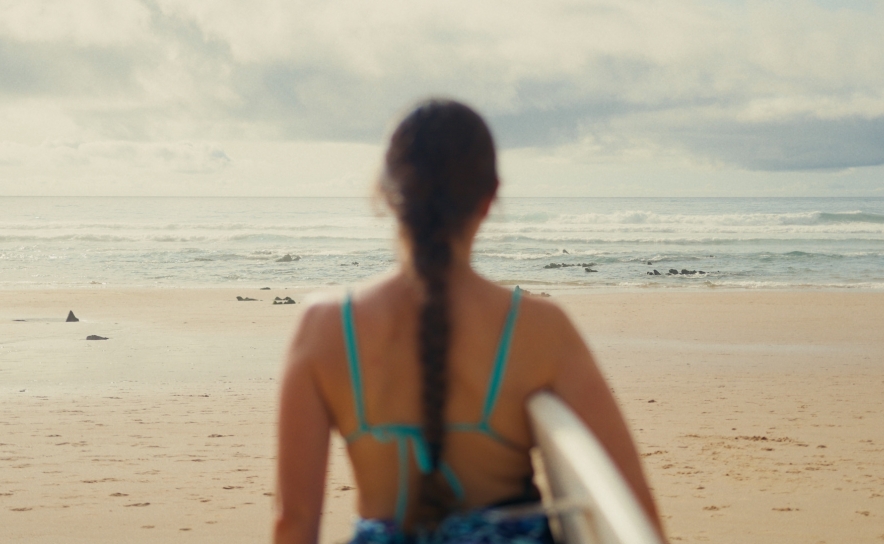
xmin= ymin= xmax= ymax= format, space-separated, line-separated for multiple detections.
xmin=1 ymin=0 xmax=883 ymax=197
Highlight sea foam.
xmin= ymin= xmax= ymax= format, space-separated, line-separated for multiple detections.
xmin=1 ymin=197 xmax=883 ymax=289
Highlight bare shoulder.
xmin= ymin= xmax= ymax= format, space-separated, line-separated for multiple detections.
xmin=512 ymin=291 xmax=590 ymax=384
xmin=516 ymin=291 xmax=575 ymax=339
xmin=285 ymin=295 xmax=344 ymax=371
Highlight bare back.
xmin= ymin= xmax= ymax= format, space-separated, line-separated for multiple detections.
xmin=311 ymin=271 xmax=559 ymax=517
xmin=275 ymin=269 xmax=661 ymax=542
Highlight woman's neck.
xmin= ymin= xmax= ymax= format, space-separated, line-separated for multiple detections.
xmin=396 ymin=221 xmax=477 ymax=272
xmin=398 ymin=253 xmax=476 ymax=285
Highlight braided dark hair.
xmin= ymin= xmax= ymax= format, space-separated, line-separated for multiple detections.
xmin=380 ymin=99 xmax=498 ymax=528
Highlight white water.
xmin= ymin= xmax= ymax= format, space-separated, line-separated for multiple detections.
xmin=2 ymin=197 xmax=883 ymax=289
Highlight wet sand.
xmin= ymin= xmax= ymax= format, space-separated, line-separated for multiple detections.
xmin=1 ymin=288 xmax=882 ymax=543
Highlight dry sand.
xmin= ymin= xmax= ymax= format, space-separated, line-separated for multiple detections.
xmin=1 ymin=287 xmax=882 ymax=543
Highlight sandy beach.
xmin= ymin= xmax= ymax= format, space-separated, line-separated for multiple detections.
xmin=1 ymin=287 xmax=882 ymax=543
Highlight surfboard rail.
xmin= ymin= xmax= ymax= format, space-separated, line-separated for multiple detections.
xmin=527 ymin=392 xmax=663 ymax=544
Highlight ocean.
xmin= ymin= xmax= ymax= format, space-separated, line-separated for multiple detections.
xmin=2 ymin=197 xmax=883 ymax=290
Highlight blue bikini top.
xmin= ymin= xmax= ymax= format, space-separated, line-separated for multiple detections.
xmin=341 ymin=287 xmax=523 ymax=527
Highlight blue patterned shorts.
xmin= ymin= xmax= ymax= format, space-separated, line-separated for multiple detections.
xmin=349 ymin=508 xmax=553 ymax=544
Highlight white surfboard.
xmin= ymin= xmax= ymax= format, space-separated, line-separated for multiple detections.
xmin=527 ymin=392 xmax=663 ymax=544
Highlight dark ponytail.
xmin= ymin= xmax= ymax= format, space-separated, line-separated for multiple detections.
xmin=380 ymin=99 xmax=498 ymax=528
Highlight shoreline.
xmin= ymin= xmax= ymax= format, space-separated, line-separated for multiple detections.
xmin=5 ymin=196 xmax=883 ymax=293
xmin=3 ymin=281 xmax=884 ymax=292
xmin=2 ymin=288 xmax=882 ymax=543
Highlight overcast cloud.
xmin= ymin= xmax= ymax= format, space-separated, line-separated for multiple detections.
xmin=1 ymin=0 xmax=883 ymax=196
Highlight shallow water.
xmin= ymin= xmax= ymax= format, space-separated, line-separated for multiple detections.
xmin=2 ymin=197 xmax=883 ymax=289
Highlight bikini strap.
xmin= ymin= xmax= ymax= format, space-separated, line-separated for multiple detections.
xmin=361 ymin=423 xmax=466 ymax=526
xmin=341 ymin=293 xmax=369 ymax=434
xmin=341 ymin=294 xmax=465 ymax=527
xmin=342 ymin=291 xmax=479 ymax=526
xmin=478 ymin=287 xmax=522 ymax=427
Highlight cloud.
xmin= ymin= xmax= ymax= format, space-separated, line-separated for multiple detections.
xmin=1 ymin=0 xmax=883 ymax=196
xmin=0 ymin=0 xmax=151 ymax=46
xmin=669 ymin=115 xmax=884 ymax=171
xmin=0 ymin=138 xmax=380 ymax=196
xmin=3 ymin=139 xmax=230 ymax=173
xmin=81 ymin=140 xmax=231 ymax=173
xmin=0 ymin=38 xmax=140 ymax=97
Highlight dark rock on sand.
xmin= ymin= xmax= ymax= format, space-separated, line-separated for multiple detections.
xmin=86 ymin=335 xmax=108 ymax=341
xmin=647 ymin=261 xmax=653 ymax=265
xmin=653 ymin=270 xmax=661 ymax=275
xmin=563 ymin=249 xmax=569 ymax=254
xmin=260 ymin=287 xmax=271 ymax=290
xmin=585 ymin=268 xmax=597 ymax=273
xmin=540 ymin=292 xmax=551 ymax=298
xmin=236 ymin=296 xmax=258 ymax=301
xmin=66 ymin=311 xmax=79 ymax=322
xmin=273 ymin=297 xmax=296 ymax=305
xmin=276 ymin=254 xmax=300 ymax=263
xmin=669 ymin=269 xmax=679 ymax=275
xmin=519 ymin=289 xmax=550 ymax=298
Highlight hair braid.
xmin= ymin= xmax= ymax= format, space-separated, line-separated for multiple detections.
xmin=380 ymin=99 xmax=498 ymax=530
xmin=412 ymin=220 xmax=457 ymax=526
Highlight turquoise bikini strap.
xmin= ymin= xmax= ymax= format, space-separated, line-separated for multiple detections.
xmin=341 ymin=294 xmax=369 ymax=432
xmin=439 ymin=462 xmax=466 ymax=501
xmin=480 ymin=287 xmax=522 ymax=424
xmin=342 ymin=292 xmax=475 ymax=527
xmin=360 ymin=425 xmax=465 ymax=525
